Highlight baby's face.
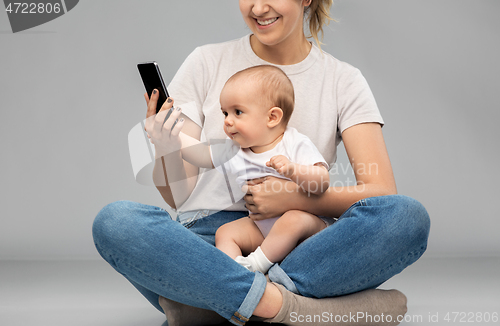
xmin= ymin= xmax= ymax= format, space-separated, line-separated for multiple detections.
xmin=220 ymin=79 xmax=271 ymax=149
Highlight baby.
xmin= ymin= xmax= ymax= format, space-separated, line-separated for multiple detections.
xmin=179 ymin=65 xmax=334 ymax=274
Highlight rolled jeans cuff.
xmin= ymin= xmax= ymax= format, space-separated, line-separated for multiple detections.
xmin=268 ymin=263 xmax=299 ymax=294
xmin=230 ymin=271 xmax=267 ymax=325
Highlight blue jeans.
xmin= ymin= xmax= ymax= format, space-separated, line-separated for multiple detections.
xmin=92 ymin=195 xmax=430 ymax=325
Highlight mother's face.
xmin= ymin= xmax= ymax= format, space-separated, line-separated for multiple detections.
xmin=239 ymin=0 xmax=310 ymax=47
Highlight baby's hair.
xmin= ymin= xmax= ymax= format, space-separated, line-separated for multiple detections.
xmin=226 ymin=65 xmax=295 ymax=126
xmin=305 ymin=0 xmax=335 ymax=49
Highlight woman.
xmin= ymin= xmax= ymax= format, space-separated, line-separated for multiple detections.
xmin=93 ymin=1 xmax=430 ymax=325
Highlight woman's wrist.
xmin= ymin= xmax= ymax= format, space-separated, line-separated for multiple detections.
xmin=154 ymin=145 xmax=170 ymax=160
xmin=285 ymin=181 xmax=312 ymax=212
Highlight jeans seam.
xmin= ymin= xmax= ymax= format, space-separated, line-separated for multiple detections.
xmin=180 ymin=210 xmax=212 ymax=229
xmin=342 ymin=199 xmax=365 ymax=219
xmin=98 ymin=245 xmax=235 ymax=317
xmin=183 ymin=219 xmax=198 ymax=229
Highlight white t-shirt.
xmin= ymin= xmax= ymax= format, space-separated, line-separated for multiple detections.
xmin=210 ymin=127 xmax=328 ymax=189
xmin=168 ymin=34 xmax=384 ymax=213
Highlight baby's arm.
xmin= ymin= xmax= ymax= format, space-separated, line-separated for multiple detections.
xmin=179 ymin=133 xmax=215 ymax=169
xmin=267 ymin=155 xmax=330 ymax=195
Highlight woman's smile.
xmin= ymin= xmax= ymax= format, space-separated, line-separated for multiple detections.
xmin=255 ymin=17 xmax=279 ymax=28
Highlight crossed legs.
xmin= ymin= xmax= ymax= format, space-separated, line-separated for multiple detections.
xmin=93 ymin=195 xmax=430 ymax=325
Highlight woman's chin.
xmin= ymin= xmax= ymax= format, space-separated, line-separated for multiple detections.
xmin=251 ymin=32 xmax=283 ymax=48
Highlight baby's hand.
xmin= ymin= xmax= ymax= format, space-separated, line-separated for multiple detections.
xmin=266 ymin=155 xmax=295 ymax=179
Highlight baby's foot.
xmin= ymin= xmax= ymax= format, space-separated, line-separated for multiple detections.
xmin=235 ymin=247 xmax=274 ymax=274
xmin=235 ymin=255 xmax=254 ymax=271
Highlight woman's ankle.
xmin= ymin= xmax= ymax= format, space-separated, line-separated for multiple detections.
xmin=253 ymin=282 xmax=283 ymax=318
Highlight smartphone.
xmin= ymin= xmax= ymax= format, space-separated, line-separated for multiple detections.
xmin=137 ymin=61 xmax=170 ymax=114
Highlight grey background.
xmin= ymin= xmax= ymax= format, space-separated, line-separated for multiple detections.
xmin=1 ymin=0 xmax=499 ymax=260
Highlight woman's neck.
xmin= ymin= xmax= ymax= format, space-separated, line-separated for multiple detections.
xmin=250 ymin=34 xmax=312 ymax=66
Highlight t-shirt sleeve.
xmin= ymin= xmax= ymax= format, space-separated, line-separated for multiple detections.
xmin=167 ymin=47 xmax=209 ymax=128
xmin=336 ymin=67 xmax=384 ymax=135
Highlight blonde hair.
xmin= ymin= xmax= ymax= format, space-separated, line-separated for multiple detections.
xmin=304 ymin=0 xmax=335 ymax=49
xmin=226 ymin=65 xmax=295 ymax=126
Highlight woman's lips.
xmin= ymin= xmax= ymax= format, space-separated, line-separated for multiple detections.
xmin=256 ymin=17 xmax=278 ymax=26
xmin=254 ymin=17 xmax=279 ymax=29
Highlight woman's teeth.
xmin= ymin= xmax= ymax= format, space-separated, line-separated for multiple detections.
xmin=257 ymin=17 xmax=278 ymax=26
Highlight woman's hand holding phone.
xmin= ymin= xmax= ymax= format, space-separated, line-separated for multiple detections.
xmin=144 ymin=90 xmax=185 ymax=159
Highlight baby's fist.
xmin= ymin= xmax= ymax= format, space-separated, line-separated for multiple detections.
xmin=266 ymin=155 xmax=294 ymax=178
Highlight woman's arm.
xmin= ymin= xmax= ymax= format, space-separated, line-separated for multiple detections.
xmin=245 ymin=123 xmax=397 ymax=219
xmin=145 ymin=92 xmax=202 ymax=209
xmin=152 ymin=118 xmax=202 ymax=209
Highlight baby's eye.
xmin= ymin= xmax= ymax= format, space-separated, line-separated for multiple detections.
xmin=222 ymin=110 xmax=228 ymax=117
xmin=235 ymin=109 xmax=242 ymax=116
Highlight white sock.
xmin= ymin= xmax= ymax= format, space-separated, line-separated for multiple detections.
xmin=235 ymin=246 xmax=274 ymax=274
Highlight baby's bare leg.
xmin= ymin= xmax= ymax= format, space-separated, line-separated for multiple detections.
xmin=215 ymin=217 xmax=264 ymax=259
xmin=261 ymin=210 xmax=326 ymax=263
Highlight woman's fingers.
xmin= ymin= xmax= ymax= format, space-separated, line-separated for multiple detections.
xmin=159 ymin=97 xmax=174 ymax=113
xmin=162 ymin=107 xmax=183 ymax=133
xmin=245 ymin=201 xmax=257 ymax=214
xmin=246 ymin=177 xmax=267 ymax=186
xmin=243 ymin=191 xmax=254 ymax=204
xmin=170 ymin=117 xmax=185 ymax=138
xmin=146 ymin=90 xmax=158 ymax=119
xmin=241 ymin=184 xmax=249 ymax=194
xmin=151 ymin=101 xmax=175 ymax=133
xmin=248 ymin=212 xmax=262 ymax=220
xmin=153 ymin=107 xmax=171 ymax=135
xmin=144 ymin=93 xmax=152 ymax=132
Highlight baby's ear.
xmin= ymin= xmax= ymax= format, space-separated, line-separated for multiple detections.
xmin=268 ymin=107 xmax=284 ymax=128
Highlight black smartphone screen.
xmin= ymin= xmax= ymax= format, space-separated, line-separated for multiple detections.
xmin=137 ymin=62 xmax=170 ymax=113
